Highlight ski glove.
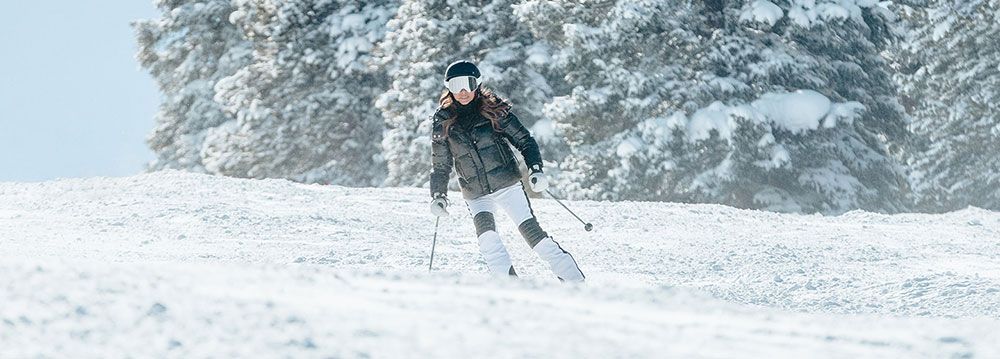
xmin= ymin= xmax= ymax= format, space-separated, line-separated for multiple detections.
xmin=430 ymin=193 xmax=450 ymax=217
xmin=528 ymin=165 xmax=549 ymax=193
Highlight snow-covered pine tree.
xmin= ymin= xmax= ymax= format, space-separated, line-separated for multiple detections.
xmin=208 ymin=0 xmax=397 ymax=185
xmin=899 ymin=0 xmax=1000 ymax=211
xmin=513 ymin=0 xmax=704 ymax=202
xmin=134 ymin=0 xmax=252 ymax=173
xmin=514 ymin=0 xmax=909 ymax=214
xmin=713 ymin=0 xmax=910 ymax=213
xmin=373 ymin=0 xmax=556 ymax=188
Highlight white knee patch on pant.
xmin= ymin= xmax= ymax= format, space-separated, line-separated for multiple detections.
xmin=477 ymin=231 xmax=513 ymax=276
xmin=532 ymin=237 xmax=585 ymax=282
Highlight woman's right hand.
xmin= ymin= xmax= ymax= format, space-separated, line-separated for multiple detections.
xmin=430 ymin=194 xmax=450 ymax=217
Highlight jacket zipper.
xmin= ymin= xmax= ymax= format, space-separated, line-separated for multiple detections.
xmin=471 ymin=130 xmax=491 ymax=194
xmin=496 ymin=134 xmax=509 ymax=165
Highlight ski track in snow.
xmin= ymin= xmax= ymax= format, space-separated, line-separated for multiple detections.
xmin=1 ymin=170 xmax=998 ymax=358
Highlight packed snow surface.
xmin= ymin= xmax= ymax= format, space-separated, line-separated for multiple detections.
xmin=2 ymin=171 xmax=999 ymax=358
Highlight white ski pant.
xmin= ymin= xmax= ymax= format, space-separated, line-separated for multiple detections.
xmin=465 ymin=182 xmax=585 ymax=281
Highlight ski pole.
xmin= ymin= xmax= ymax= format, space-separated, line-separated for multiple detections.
xmin=428 ymin=216 xmax=440 ymax=271
xmin=544 ymin=189 xmax=594 ymax=232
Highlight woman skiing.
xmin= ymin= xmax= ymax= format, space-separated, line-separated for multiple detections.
xmin=428 ymin=60 xmax=585 ymax=282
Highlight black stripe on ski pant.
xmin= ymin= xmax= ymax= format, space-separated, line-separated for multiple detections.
xmin=518 ymin=186 xmax=585 ymax=280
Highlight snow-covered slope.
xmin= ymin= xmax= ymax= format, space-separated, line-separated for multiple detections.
xmin=2 ymin=171 xmax=998 ymax=358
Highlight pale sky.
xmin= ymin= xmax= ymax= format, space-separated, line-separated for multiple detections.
xmin=0 ymin=2 xmax=161 ymax=182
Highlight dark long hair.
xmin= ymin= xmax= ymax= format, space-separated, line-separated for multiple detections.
xmin=437 ymin=87 xmax=512 ymax=138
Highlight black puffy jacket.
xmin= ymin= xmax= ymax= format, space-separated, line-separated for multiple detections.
xmin=430 ymin=105 xmax=542 ymax=200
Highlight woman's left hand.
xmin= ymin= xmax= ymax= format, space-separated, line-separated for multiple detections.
xmin=528 ymin=166 xmax=549 ymax=193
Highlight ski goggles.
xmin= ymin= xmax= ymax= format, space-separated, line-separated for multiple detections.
xmin=445 ymin=76 xmax=479 ymax=93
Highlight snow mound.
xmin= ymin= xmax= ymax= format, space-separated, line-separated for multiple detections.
xmin=740 ymin=0 xmax=784 ymax=26
xmin=751 ymin=90 xmax=831 ymax=133
xmin=685 ymin=90 xmax=864 ymax=141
